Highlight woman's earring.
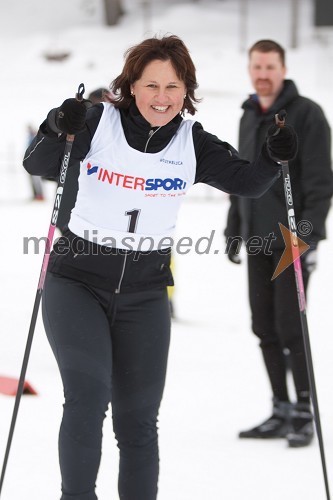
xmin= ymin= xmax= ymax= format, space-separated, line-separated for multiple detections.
xmin=184 ymin=94 xmax=187 ymax=99
xmin=131 ymin=91 xmax=134 ymax=97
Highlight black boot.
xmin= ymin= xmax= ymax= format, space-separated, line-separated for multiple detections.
xmin=239 ymin=399 xmax=291 ymax=439
xmin=287 ymin=402 xmax=314 ymax=448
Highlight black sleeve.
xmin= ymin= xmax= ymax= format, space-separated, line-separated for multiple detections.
xmin=23 ymin=104 xmax=104 ymax=178
xmin=224 ymin=195 xmax=241 ymax=238
xmin=193 ymin=122 xmax=281 ymax=198
xmin=297 ymin=103 xmax=333 ymax=243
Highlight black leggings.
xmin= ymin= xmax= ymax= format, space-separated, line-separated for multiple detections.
xmin=248 ymin=252 xmax=310 ymax=403
xmin=42 ymin=273 xmax=171 ymax=500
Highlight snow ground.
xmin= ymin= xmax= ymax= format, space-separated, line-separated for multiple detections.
xmin=1 ymin=0 xmax=333 ymax=498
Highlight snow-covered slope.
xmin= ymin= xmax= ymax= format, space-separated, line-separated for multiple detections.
xmin=1 ymin=1 xmax=333 ymax=498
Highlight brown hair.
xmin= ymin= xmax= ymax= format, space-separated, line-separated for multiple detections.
xmin=249 ymin=39 xmax=286 ymax=66
xmin=109 ymin=35 xmax=201 ymax=115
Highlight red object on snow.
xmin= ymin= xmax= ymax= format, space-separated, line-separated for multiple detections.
xmin=0 ymin=376 xmax=38 ymax=396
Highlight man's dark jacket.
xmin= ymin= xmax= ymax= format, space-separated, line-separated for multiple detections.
xmin=225 ymin=80 xmax=333 ymax=249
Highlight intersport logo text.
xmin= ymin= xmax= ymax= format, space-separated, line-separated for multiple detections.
xmin=87 ymin=163 xmax=187 ymax=191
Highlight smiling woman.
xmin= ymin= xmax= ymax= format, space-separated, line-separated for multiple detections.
xmin=130 ymin=60 xmax=186 ymax=127
xmin=22 ymin=33 xmax=297 ymax=500
xmin=110 ymin=35 xmax=200 ymax=122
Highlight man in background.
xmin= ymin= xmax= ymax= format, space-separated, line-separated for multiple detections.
xmin=225 ymin=39 xmax=332 ymax=447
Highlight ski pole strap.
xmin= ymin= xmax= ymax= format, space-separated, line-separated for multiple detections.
xmin=275 ymin=109 xmax=287 ymax=128
xmin=76 ymin=82 xmax=85 ymax=102
xmin=66 ymin=83 xmax=86 ymax=142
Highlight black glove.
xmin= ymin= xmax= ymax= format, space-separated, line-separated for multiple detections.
xmin=47 ymin=98 xmax=91 ymax=135
xmin=266 ymin=124 xmax=298 ymax=161
xmin=226 ymin=239 xmax=241 ymax=264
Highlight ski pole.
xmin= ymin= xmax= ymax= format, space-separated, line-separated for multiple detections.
xmin=0 ymin=83 xmax=86 ymax=497
xmin=275 ymin=109 xmax=331 ymax=500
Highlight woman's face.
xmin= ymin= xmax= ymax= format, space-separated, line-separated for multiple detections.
xmin=131 ymin=59 xmax=186 ymax=127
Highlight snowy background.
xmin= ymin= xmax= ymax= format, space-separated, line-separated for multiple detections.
xmin=1 ymin=0 xmax=333 ymax=498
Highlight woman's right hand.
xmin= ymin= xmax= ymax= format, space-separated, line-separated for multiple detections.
xmin=48 ymin=98 xmax=91 ymax=135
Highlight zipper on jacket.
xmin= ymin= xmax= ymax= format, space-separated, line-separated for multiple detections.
xmin=115 ymin=126 xmax=160 ymax=292
xmin=144 ymin=127 xmax=161 ymax=153
xmin=115 ymin=253 xmax=128 ymax=294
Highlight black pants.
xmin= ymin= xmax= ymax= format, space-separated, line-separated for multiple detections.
xmin=247 ymin=252 xmax=310 ymax=403
xmin=42 ymin=273 xmax=171 ymax=500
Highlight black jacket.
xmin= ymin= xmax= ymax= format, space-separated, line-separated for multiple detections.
xmin=225 ymin=80 xmax=333 ymax=250
xmin=24 ymin=101 xmax=281 ymax=292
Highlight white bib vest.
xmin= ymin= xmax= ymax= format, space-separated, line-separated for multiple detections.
xmin=69 ymin=103 xmax=197 ymax=250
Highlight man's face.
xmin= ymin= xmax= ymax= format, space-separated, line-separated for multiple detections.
xmin=249 ymin=50 xmax=286 ymax=100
